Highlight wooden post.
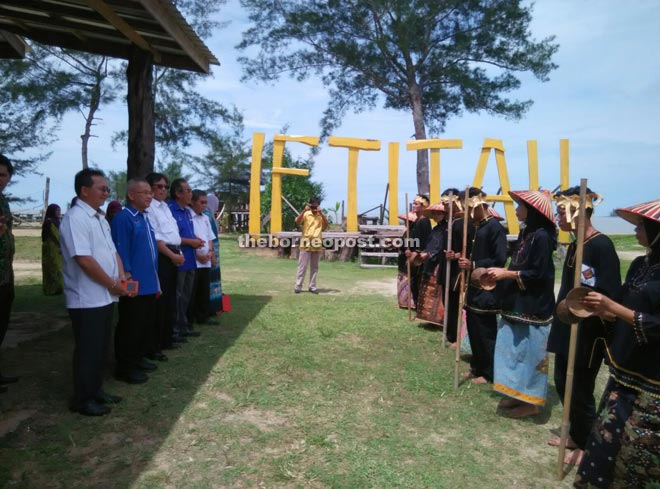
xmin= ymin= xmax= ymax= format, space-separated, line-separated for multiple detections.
xmin=43 ymin=177 xmax=50 ymax=221
xmin=126 ymin=46 xmax=155 ymax=179
xmin=454 ymin=187 xmax=470 ymax=389
xmin=442 ymin=191 xmax=454 ymax=349
xmin=557 ymin=179 xmax=588 ymax=479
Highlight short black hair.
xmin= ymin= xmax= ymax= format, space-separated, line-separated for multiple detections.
xmin=74 ymin=168 xmax=105 ymax=196
xmin=170 ymin=178 xmax=187 ymax=200
xmin=441 ymin=188 xmax=459 ymax=197
xmin=192 ymin=189 xmax=206 ymax=201
xmin=0 ymin=154 xmax=14 ymax=176
xmin=146 ymin=172 xmax=167 ymax=186
xmin=308 ymin=197 xmax=321 ymax=205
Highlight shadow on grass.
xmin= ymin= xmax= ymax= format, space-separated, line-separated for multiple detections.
xmin=0 ymin=287 xmax=270 ymax=487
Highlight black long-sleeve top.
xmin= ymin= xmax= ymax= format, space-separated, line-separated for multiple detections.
xmin=422 ymin=221 xmax=447 ymax=276
xmin=397 ymin=217 xmax=432 ymax=273
xmin=466 ymin=217 xmax=508 ymax=312
xmin=499 ymin=226 xmax=556 ymax=325
xmin=437 ymin=216 xmax=475 ymax=290
xmin=547 ymin=232 xmax=621 ymax=366
xmin=605 ymin=255 xmax=660 ymax=397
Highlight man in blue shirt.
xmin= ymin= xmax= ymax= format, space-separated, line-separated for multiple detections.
xmin=111 ymin=178 xmax=160 ymax=384
xmin=168 ymin=178 xmax=204 ymax=337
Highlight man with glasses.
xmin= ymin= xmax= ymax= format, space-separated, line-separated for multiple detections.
xmin=0 ymin=154 xmax=19 ymax=394
xmin=146 ymin=173 xmax=185 ymax=350
xmin=111 ymin=178 xmax=161 ymax=384
xmin=169 ymin=178 xmax=204 ymax=337
xmin=60 ymin=168 xmax=127 ymax=416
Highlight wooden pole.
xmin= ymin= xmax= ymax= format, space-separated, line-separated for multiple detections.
xmin=454 ymin=187 xmax=470 ymax=389
xmin=557 ymin=179 xmax=588 ymax=479
xmin=43 ymin=177 xmax=50 ymax=222
xmin=442 ymin=191 xmax=454 ymax=349
xmin=405 ymin=193 xmax=413 ymax=321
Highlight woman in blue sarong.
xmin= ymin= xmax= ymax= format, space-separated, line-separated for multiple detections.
xmin=205 ymin=194 xmax=222 ymax=316
xmin=482 ymin=190 xmax=557 ymax=418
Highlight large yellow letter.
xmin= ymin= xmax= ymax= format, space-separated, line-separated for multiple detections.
xmin=248 ymin=132 xmax=266 ymax=236
xmin=270 ymin=134 xmax=318 ymax=234
xmin=406 ymin=139 xmax=463 ymax=204
xmin=328 ymin=136 xmax=381 ymax=232
xmin=472 ymin=138 xmax=519 ymax=235
xmin=558 ymin=138 xmax=570 ymax=244
xmin=388 ymin=142 xmax=400 ymax=225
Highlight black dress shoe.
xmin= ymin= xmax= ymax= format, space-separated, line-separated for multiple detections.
xmin=115 ymin=370 xmax=148 ymax=384
xmin=172 ymin=335 xmax=188 ymax=343
xmin=136 ymin=359 xmax=158 ymax=371
xmin=96 ymin=391 xmax=123 ymax=404
xmin=73 ymin=400 xmax=111 ymax=416
xmin=146 ymin=352 xmax=168 ymax=362
xmin=0 ymin=374 xmax=19 ymax=384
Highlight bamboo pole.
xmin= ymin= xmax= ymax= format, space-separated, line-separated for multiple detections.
xmin=442 ymin=191 xmax=454 ymax=349
xmin=557 ymin=179 xmax=588 ymax=479
xmin=405 ymin=193 xmax=413 ymax=321
xmin=454 ymin=187 xmax=470 ymax=389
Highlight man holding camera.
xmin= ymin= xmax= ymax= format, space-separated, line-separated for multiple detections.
xmin=294 ymin=197 xmax=328 ymax=294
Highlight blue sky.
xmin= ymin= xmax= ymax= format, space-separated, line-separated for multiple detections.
xmin=10 ymin=0 xmax=660 ymax=219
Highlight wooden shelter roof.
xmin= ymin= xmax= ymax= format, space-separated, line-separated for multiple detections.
xmin=0 ymin=0 xmax=219 ymax=73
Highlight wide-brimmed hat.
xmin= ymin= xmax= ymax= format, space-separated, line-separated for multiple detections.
xmin=616 ymin=200 xmax=660 ymax=226
xmin=398 ymin=211 xmax=418 ymax=223
xmin=421 ymin=202 xmax=445 ymax=217
xmin=508 ymin=190 xmax=554 ymax=224
xmin=487 ymin=206 xmax=504 ymax=221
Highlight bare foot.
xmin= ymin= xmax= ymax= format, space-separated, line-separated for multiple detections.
xmin=505 ymin=403 xmax=540 ymax=419
xmin=461 ymin=371 xmax=475 ymax=379
xmin=563 ymin=448 xmax=584 ymax=465
xmin=498 ymin=398 xmax=523 ymax=409
xmin=449 ymin=342 xmax=457 ymax=350
xmin=548 ymin=435 xmax=577 ymax=449
xmin=471 ymin=376 xmax=488 ymax=384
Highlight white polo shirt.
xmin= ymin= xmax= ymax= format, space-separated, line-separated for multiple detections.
xmin=147 ymin=198 xmax=182 ymax=245
xmin=191 ymin=210 xmax=215 ymax=268
xmin=60 ymin=199 xmax=119 ymax=309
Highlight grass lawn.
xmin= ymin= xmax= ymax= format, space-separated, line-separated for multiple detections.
xmin=0 ymin=234 xmax=643 ymax=488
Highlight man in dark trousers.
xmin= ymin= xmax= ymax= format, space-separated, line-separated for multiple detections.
xmin=548 ymin=186 xmax=621 ymax=465
xmin=0 ymin=154 xmax=19 ymax=393
xmin=457 ymin=188 xmax=508 ymax=383
xmin=60 ymin=168 xmax=127 ymax=416
xmin=111 ymin=178 xmax=161 ymax=384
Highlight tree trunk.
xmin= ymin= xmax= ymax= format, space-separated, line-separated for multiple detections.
xmin=126 ymin=47 xmax=155 ymax=179
xmin=80 ymin=70 xmax=103 ymax=170
xmin=410 ymin=82 xmax=429 ymax=196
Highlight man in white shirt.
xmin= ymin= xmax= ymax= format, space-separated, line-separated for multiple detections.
xmin=146 ymin=173 xmax=186 ymax=349
xmin=60 ymin=168 xmax=127 ymax=416
xmin=189 ymin=190 xmax=217 ymax=325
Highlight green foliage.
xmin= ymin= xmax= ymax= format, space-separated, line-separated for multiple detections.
xmin=259 ymin=144 xmax=324 ymax=232
xmin=106 ymin=170 xmax=127 ymax=202
xmin=238 ymin=0 xmax=559 ymax=191
xmin=323 ymin=202 xmax=342 ymax=224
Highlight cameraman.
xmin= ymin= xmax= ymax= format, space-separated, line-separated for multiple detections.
xmin=294 ymin=197 xmax=328 ymax=294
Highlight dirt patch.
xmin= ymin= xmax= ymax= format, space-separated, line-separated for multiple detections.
xmin=224 ymin=407 xmax=289 ymax=433
xmin=351 ymin=279 xmax=396 ymax=296
xmin=618 ymin=250 xmax=644 ymax=260
xmin=0 ymin=409 xmax=37 ymax=438
xmin=13 ymin=228 xmax=40 ymax=237
xmin=13 ymin=259 xmax=42 ymax=280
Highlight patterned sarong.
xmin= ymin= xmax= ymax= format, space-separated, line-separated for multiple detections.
xmin=493 ymin=317 xmax=549 ymax=406
xmin=397 ymin=271 xmax=415 ymax=309
xmin=415 ymin=273 xmax=444 ymax=325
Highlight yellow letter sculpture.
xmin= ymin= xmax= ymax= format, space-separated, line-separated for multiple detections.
xmin=328 ymin=136 xmax=381 ymax=232
xmin=406 ymin=139 xmax=463 ymax=204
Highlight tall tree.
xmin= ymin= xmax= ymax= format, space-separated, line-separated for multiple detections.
xmin=237 ymin=0 xmax=558 ymax=194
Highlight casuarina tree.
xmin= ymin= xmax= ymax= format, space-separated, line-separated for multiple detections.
xmin=237 ymin=0 xmax=558 ymax=194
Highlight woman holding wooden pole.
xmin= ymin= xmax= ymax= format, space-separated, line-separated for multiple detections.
xmin=573 ymin=198 xmax=660 ymax=488
xmin=483 ymin=190 xmax=556 ymax=418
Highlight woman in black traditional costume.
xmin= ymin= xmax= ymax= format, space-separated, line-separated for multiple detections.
xmin=484 ymin=190 xmax=556 ymax=418
xmin=457 ymin=188 xmax=508 ymax=384
xmin=574 ymin=199 xmax=660 ymax=488
xmin=548 ymin=186 xmax=621 ymax=466
xmin=415 ymin=202 xmax=447 ymax=325
xmin=404 ymin=195 xmax=432 ymax=305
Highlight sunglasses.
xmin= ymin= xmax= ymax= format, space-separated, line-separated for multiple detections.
xmin=153 ymin=184 xmax=169 ymax=190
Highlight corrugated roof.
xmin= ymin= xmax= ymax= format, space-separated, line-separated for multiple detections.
xmin=0 ymin=0 xmax=219 ymax=73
